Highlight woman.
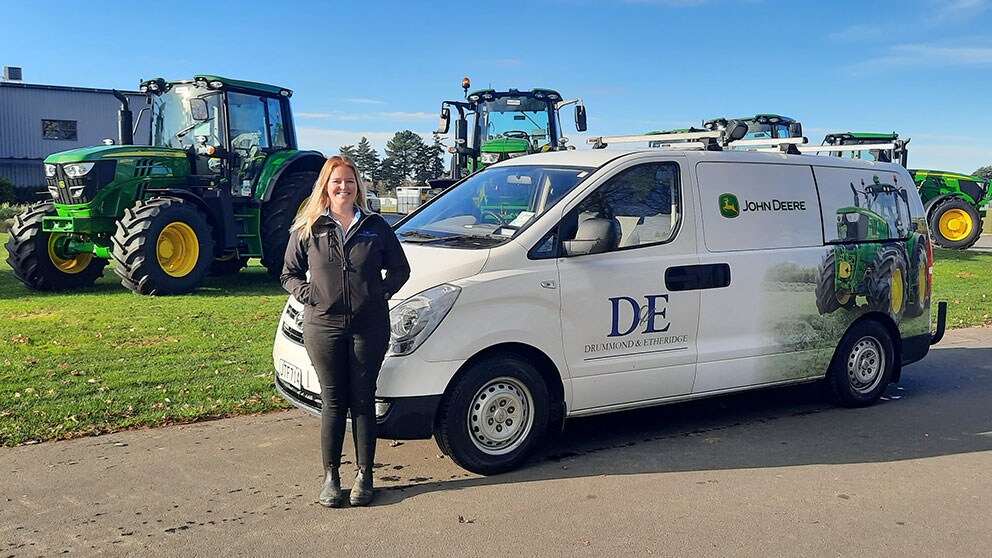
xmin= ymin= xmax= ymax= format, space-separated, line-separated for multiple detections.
xmin=281 ymin=156 xmax=410 ymax=507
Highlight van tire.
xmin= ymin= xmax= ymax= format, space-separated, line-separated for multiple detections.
xmin=815 ymin=250 xmax=855 ymax=315
xmin=434 ymin=353 xmax=550 ymax=475
xmin=826 ymin=321 xmax=894 ymax=408
xmin=867 ymin=251 xmax=907 ymax=321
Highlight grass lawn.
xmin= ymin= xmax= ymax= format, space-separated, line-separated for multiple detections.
xmin=1 ymin=232 xmax=292 ymax=446
xmin=1 ymin=233 xmax=991 ymax=446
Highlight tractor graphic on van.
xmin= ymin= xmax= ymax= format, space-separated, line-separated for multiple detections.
xmin=815 ymin=176 xmax=929 ymax=320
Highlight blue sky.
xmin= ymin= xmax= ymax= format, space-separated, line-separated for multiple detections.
xmin=5 ymin=0 xmax=992 ymax=174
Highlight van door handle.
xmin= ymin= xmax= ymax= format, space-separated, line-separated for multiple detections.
xmin=665 ymin=264 xmax=731 ymax=291
xmin=541 ymin=280 xmax=556 ymax=289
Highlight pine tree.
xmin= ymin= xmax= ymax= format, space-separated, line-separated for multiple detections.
xmin=354 ymin=137 xmax=381 ymax=186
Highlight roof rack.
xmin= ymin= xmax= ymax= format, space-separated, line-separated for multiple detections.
xmin=798 ymin=139 xmax=909 ymax=166
xmin=588 ymin=129 xmax=809 ymax=154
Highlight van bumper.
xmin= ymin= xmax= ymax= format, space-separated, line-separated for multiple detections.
xmin=274 ymin=377 xmax=440 ymax=440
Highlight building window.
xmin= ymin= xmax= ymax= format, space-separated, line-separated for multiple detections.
xmin=42 ymin=119 xmax=77 ymax=141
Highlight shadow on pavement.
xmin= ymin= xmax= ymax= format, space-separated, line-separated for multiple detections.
xmin=376 ymin=343 xmax=992 ymax=505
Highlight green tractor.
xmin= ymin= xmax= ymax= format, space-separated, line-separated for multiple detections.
xmin=5 ymin=75 xmax=324 ymax=295
xmin=702 ymin=114 xmax=803 ymax=141
xmin=433 ymin=78 xmax=587 ymax=186
xmin=812 ymin=131 xmax=987 ymax=249
xmin=816 ymin=176 xmax=929 ymax=321
xmin=910 ymin=169 xmax=990 ymax=250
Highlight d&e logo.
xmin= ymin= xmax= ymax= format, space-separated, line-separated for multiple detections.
xmin=608 ymin=295 xmax=670 ymax=337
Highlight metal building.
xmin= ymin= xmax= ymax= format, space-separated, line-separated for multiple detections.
xmin=0 ymin=68 xmax=149 ymax=193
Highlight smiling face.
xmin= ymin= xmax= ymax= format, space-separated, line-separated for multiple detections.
xmin=326 ymin=165 xmax=358 ymax=214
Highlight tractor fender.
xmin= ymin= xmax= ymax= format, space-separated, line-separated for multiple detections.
xmin=141 ymin=188 xmax=233 ymax=256
xmin=923 ymin=193 xmax=960 ymax=218
xmin=256 ymin=150 xmax=325 ymax=203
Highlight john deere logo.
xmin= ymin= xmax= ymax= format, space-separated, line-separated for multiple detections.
xmin=719 ymin=194 xmax=740 ymax=218
xmin=58 ymin=181 xmax=66 ymax=188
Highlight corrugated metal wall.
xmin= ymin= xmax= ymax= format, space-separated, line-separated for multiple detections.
xmin=0 ymin=83 xmax=149 ymax=189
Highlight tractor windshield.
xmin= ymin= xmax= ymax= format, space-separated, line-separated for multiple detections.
xmin=151 ymin=84 xmax=224 ymax=149
xmin=479 ymin=97 xmax=556 ymax=150
xmin=397 ymin=164 xmax=592 ymax=248
xmin=742 ymin=121 xmax=792 ymax=140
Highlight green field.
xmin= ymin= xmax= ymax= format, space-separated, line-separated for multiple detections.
xmin=1 ymin=233 xmax=991 ymax=446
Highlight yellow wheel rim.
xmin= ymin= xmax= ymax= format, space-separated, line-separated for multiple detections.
xmin=938 ymin=209 xmax=973 ymax=241
xmin=47 ymin=233 xmax=92 ymax=274
xmin=838 ymin=261 xmax=852 ymax=279
xmin=891 ymin=266 xmax=904 ymax=315
xmin=157 ymin=222 xmax=199 ymax=277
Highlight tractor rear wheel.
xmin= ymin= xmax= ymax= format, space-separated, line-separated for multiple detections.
xmin=5 ymin=202 xmax=107 ymax=291
xmin=867 ymin=250 xmax=908 ymax=321
xmin=112 ymin=197 xmax=214 ymax=295
xmin=905 ymin=239 xmax=929 ymax=318
xmin=928 ymin=198 xmax=981 ymax=250
xmin=260 ymin=171 xmax=316 ymax=277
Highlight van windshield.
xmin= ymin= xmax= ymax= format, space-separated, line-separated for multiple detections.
xmin=397 ymin=165 xmax=593 ymax=248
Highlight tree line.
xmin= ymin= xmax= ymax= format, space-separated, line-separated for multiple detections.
xmin=338 ymin=131 xmax=447 ymax=196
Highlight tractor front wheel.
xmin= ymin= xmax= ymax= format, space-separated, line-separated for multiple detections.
xmin=928 ymin=198 xmax=982 ymax=250
xmin=905 ymin=239 xmax=929 ymax=318
xmin=209 ymin=253 xmax=249 ymax=276
xmin=112 ymin=197 xmax=214 ymax=295
xmin=260 ymin=171 xmax=316 ymax=277
xmin=815 ymin=249 xmax=855 ymax=315
xmin=4 ymin=202 xmax=107 ymax=291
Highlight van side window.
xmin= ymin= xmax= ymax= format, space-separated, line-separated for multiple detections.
xmin=564 ymin=162 xmax=680 ymax=256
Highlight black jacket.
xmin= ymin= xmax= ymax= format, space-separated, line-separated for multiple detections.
xmin=281 ymin=212 xmax=410 ymax=327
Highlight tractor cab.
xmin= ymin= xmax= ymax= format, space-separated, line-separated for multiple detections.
xmin=838 ymin=175 xmax=913 ymax=242
xmin=704 ymin=114 xmax=802 ymax=142
xmin=143 ymin=75 xmax=297 ymax=194
xmin=819 ymin=132 xmax=908 ymax=167
xmin=435 ymin=78 xmax=587 ymax=182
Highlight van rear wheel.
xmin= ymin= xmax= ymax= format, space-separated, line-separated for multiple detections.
xmin=826 ymin=321 xmax=894 ymax=408
xmin=434 ymin=353 xmax=550 ymax=475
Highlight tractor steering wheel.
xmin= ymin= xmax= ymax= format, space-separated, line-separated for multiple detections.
xmin=502 ymin=130 xmax=531 ymax=140
xmin=481 ymin=210 xmax=507 ymax=226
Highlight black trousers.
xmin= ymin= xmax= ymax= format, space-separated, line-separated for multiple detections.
xmin=302 ymin=316 xmax=389 ymax=469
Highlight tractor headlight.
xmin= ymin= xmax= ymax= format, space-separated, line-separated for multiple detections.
xmin=480 ymin=153 xmax=500 ymax=164
xmin=387 ymin=284 xmax=460 ymax=357
xmin=507 ymin=152 xmax=525 ymax=158
xmin=63 ymin=162 xmax=95 ymax=178
xmin=44 ymin=164 xmax=57 ymax=178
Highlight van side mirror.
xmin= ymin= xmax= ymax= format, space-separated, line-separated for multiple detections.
xmin=563 ymin=217 xmax=617 ymax=256
xmin=575 ymin=105 xmax=587 ymax=132
xmin=437 ymin=107 xmax=450 ymax=135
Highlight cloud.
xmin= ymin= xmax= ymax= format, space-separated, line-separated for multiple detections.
xmin=848 ymin=42 xmax=992 ymax=73
xmin=345 ymin=98 xmax=386 ymax=104
xmin=930 ymin=0 xmax=988 ymax=20
xmin=295 ymin=127 xmax=439 ymax=156
xmin=295 ymin=111 xmax=436 ymax=122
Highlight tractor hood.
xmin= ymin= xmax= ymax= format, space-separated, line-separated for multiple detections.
xmin=481 ymin=138 xmax=530 ymax=154
xmin=45 ymin=145 xmax=188 ymax=164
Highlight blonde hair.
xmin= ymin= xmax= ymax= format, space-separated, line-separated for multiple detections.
xmin=291 ymin=155 xmax=369 ymax=240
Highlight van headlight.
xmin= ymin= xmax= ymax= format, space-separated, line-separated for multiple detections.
xmin=388 ymin=284 xmax=460 ymax=356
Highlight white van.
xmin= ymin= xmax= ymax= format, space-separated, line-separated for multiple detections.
xmin=273 ymin=145 xmax=946 ymax=475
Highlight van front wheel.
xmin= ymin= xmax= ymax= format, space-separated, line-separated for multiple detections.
xmin=826 ymin=321 xmax=894 ymax=408
xmin=434 ymin=353 xmax=550 ymax=475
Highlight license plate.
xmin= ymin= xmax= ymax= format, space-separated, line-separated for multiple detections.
xmin=277 ymin=359 xmax=303 ymax=389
